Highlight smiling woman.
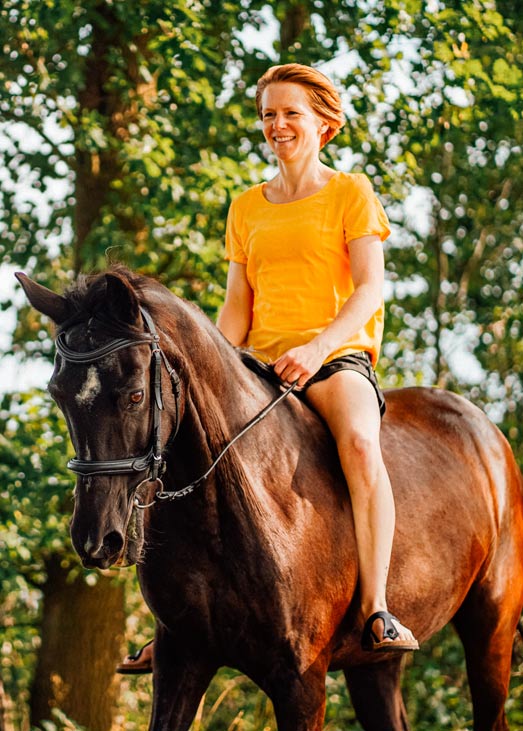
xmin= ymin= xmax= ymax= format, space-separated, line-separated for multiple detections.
xmin=216 ymin=62 xmax=418 ymax=653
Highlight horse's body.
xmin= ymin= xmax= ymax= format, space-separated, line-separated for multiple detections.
xmin=17 ymin=268 xmax=523 ymax=731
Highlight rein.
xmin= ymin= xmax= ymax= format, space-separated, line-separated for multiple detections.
xmin=56 ymin=307 xmax=297 ymax=509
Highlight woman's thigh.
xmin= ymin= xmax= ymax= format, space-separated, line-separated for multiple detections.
xmin=305 ymin=369 xmax=383 ymax=449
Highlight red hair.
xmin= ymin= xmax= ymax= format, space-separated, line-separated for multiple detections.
xmin=255 ymin=63 xmax=345 ymax=148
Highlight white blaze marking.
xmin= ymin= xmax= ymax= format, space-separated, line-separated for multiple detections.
xmin=75 ymin=366 xmax=101 ymax=408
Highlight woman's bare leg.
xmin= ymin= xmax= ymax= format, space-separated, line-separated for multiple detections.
xmin=306 ymin=369 xmax=416 ymax=646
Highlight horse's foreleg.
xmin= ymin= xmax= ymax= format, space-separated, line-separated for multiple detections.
xmin=344 ymin=656 xmax=409 ymax=731
xmin=268 ymin=661 xmax=328 ymax=731
xmin=149 ymin=628 xmax=216 ymax=731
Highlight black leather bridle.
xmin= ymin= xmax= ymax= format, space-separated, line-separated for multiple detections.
xmin=56 ymin=306 xmax=181 ymax=501
xmin=56 ymin=306 xmax=297 ymax=509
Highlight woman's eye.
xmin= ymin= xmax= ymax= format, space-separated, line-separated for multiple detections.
xmin=129 ymin=390 xmax=144 ymax=406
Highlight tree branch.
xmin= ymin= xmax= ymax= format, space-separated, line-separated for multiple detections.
xmin=457 ymin=178 xmax=513 ymax=306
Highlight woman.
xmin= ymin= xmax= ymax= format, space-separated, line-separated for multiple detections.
xmin=118 ymin=63 xmax=417 ymax=674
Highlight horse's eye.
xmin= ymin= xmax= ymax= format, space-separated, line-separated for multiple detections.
xmin=129 ymin=390 xmax=144 ymax=405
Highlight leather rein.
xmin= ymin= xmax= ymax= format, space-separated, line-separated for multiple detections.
xmin=56 ymin=306 xmax=297 ymax=509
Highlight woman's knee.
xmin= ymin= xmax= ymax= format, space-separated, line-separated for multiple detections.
xmin=337 ymin=429 xmax=383 ymax=483
xmin=342 ymin=428 xmax=378 ymax=460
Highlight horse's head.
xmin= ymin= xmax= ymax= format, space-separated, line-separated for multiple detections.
xmin=16 ymin=269 xmax=182 ymax=569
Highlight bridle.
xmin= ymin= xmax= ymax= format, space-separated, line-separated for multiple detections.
xmin=56 ymin=306 xmax=297 ymax=509
xmin=56 ymin=307 xmax=181 ymax=503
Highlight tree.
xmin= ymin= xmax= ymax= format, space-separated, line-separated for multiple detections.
xmin=331 ymin=1 xmax=523 ymax=466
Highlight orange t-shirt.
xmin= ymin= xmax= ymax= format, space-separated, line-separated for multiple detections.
xmin=225 ymin=171 xmax=390 ymax=367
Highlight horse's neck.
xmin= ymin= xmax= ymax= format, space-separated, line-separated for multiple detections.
xmin=161 ymin=327 xmax=288 ymax=548
xmin=174 ymin=307 xmax=273 ymax=430
xmin=158 ymin=385 xmax=275 ymax=574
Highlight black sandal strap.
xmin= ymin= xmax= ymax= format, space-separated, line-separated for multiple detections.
xmin=128 ymin=639 xmax=153 ymax=662
xmin=362 ymin=611 xmax=400 ymax=647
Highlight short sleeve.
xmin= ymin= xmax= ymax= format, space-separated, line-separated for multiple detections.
xmin=343 ymin=174 xmax=391 ymax=244
xmin=225 ymin=198 xmax=248 ymax=264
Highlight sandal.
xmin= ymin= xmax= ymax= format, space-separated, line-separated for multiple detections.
xmin=116 ymin=640 xmax=154 ymax=675
xmin=361 ymin=611 xmax=419 ymax=652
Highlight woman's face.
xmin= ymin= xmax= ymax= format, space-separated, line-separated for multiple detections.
xmin=260 ymin=82 xmax=328 ymax=162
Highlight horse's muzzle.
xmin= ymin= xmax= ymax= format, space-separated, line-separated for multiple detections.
xmin=70 ymin=478 xmax=146 ymax=569
xmin=79 ymin=530 xmax=126 ymax=569
xmin=71 ymin=498 xmax=145 ymax=569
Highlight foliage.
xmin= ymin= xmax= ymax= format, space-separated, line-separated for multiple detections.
xmin=358 ymin=2 xmax=523 ymax=465
xmin=1 ymin=0 xmax=522 ymax=728
xmin=0 ymin=390 xmax=75 ymax=727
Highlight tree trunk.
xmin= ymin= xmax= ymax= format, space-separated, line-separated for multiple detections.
xmin=73 ymin=5 xmax=155 ymax=273
xmin=30 ymin=556 xmax=125 ymax=731
xmin=280 ymin=3 xmax=309 ymax=51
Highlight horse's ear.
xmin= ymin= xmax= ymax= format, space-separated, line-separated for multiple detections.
xmin=104 ymin=273 xmax=140 ymax=325
xmin=15 ymin=272 xmax=70 ymax=324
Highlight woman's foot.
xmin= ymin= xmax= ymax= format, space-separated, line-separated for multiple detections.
xmin=361 ymin=611 xmax=419 ymax=652
xmin=116 ymin=640 xmax=154 ymax=674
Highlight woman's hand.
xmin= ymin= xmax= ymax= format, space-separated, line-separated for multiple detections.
xmin=272 ymin=340 xmax=328 ymax=388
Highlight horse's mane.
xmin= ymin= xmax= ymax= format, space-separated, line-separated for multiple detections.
xmin=62 ymin=265 xmax=281 ymax=388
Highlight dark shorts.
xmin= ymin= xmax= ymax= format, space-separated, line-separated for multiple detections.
xmin=299 ymin=352 xmax=386 ymax=417
xmin=240 ymin=349 xmax=386 ymax=417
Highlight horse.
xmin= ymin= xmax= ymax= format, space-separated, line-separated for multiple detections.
xmin=16 ymin=266 xmax=523 ymax=731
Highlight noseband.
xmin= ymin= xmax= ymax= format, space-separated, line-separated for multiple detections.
xmin=56 ymin=307 xmax=181 ymax=494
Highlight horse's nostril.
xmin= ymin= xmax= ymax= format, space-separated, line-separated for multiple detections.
xmin=104 ymin=531 xmax=124 ymax=557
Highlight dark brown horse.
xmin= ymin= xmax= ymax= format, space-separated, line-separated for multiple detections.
xmin=17 ymin=267 xmax=523 ymax=731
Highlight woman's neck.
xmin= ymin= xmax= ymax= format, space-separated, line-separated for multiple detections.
xmin=265 ymin=161 xmax=336 ymax=203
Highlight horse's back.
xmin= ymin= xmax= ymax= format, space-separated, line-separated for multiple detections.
xmin=377 ymin=387 xmax=523 ymax=642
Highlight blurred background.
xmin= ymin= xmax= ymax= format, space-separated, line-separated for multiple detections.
xmin=0 ymin=1 xmax=522 ymax=729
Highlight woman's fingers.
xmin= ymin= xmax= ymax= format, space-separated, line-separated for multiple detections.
xmin=273 ymin=356 xmax=310 ymax=386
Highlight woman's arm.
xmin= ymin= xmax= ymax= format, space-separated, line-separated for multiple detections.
xmin=217 ymin=262 xmax=254 ymax=346
xmin=273 ymin=234 xmax=384 ymax=385
xmin=314 ymin=234 xmax=384 ymax=356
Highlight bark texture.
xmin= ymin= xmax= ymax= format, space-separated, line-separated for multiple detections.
xmin=30 ymin=557 xmax=125 ymax=730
